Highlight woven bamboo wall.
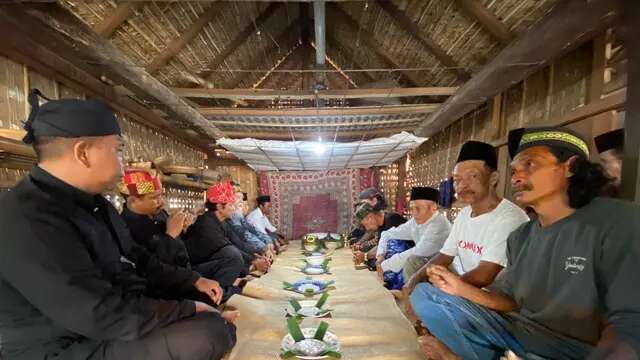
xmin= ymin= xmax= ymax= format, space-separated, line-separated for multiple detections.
xmin=0 ymin=55 xmax=216 ymax=206
xmin=387 ymin=41 xmax=598 ymax=213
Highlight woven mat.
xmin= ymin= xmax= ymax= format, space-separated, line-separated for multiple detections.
xmin=225 ymin=243 xmax=424 ymax=360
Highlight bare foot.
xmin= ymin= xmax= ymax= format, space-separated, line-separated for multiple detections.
xmin=222 ymin=310 xmax=240 ymax=323
xmin=417 ymin=335 xmax=460 ymax=360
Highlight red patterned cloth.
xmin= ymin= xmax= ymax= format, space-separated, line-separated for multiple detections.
xmin=206 ymin=181 xmax=236 ymax=204
xmin=258 ymin=169 xmax=362 ymax=239
xmin=119 ymin=168 xmax=162 ymax=196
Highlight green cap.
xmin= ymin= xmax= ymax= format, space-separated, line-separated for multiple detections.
xmin=354 ymin=202 xmax=375 ymax=222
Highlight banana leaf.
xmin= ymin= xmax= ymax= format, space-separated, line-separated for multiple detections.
xmin=314 ymin=321 xmax=329 ymax=340
xmin=289 ymin=298 xmax=302 ymax=312
xmin=315 ymin=293 xmax=329 ymax=309
xmin=287 ymin=317 xmax=306 ymax=343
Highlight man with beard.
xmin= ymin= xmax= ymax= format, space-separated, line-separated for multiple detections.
xmin=0 ymin=91 xmax=237 ymax=360
xmin=403 ymin=141 xmax=529 ymax=294
xmin=409 ymin=127 xmax=640 ymax=360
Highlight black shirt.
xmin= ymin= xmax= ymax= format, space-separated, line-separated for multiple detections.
xmin=494 ymin=197 xmax=640 ymax=359
xmin=379 ymin=212 xmax=407 ymax=237
xmin=0 ymin=166 xmax=197 ymax=359
xmin=121 ymin=207 xmax=191 ymax=268
xmin=183 ymin=210 xmax=233 ymax=266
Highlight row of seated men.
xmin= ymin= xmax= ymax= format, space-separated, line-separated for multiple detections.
xmin=0 ymin=91 xmax=288 ymax=360
xmin=348 ymin=128 xmax=639 ymax=359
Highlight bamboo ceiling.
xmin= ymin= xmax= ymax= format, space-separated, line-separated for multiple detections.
xmin=58 ymin=0 xmax=560 ymax=141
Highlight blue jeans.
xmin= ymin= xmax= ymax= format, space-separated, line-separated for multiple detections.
xmin=410 ymin=283 xmax=525 ymax=360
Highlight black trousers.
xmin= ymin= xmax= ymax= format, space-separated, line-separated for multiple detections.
xmin=192 ymin=245 xmax=247 ymax=302
xmin=49 ymin=312 xmax=236 ymax=360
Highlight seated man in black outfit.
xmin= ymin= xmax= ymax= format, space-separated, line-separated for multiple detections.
xmin=0 ymin=90 xmax=237 ymax=360
xmin=183 ymin=181 xmax=250 ymax=298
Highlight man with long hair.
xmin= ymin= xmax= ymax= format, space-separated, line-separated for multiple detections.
xmin=409 ymin=126 xmax=640 ymax=360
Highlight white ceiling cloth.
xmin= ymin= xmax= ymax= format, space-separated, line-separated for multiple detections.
xmin=217 ymin=131 xmax=427 ymax=171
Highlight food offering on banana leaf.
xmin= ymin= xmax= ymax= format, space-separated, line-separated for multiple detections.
xmin=283 ymin=278 xmax=335 ymax=296
xmin=281 ymin=318 xmax=341 ymax=359
xmin=300 ymin=256 xmax=331 ymax=275
xmin=286 ymin=293 xmax=332 ymax=319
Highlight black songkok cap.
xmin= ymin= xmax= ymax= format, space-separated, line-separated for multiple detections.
xmin=510 ymin=126 xmax=589 ymax=159
xmin=456 ymin=141 xmax=497 ymax=170
xmin=22 ymin=89 xmax=121 ymax=144
xmin=594 ymin=128 xmax=624 ymax=154
xmin=242 ymin=192 xmax=248 ymax=201
xmin=507 ymin=128 xmax=526 ymax=159
xmin=410 ymin=187 xmax=439 ymax=202
xmin=256 ymin=195 xmax=271 ymax=205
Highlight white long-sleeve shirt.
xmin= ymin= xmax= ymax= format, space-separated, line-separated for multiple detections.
xmin=377 ymin=212 xmax=452 ymax=273
xmin=246 ymin=207 xmax=277 ymax=235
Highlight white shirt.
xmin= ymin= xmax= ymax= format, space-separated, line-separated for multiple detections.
xmin=377 ymin=212 xmax=452 ymax=273
xmin=246 ymin=207 xmax=277 ymax=235
xmin=439 ymin=199 xmax=529 ymax=275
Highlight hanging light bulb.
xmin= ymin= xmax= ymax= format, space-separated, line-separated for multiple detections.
xmin=313 ymin=136 xmax=326 ymax=155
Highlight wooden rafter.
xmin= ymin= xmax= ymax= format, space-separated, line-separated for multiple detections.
xmin=328 ymin=3 xmax=420 ymax=87
xmin=222 ymin=128 xmax=408 ymax=140
xmin=454 ymin=0 xmax=513 ymax=45
xmin=199 ymin=3 xmax=281 ymax=80
xmin=226 ymin=20 xmax=299 ymax=89
xmin=0 ymin=4 xmax=225 ymax=142
xmin=415 ymin=0 xmax=619 ymax=137
xmin=325 ymin=31 xmax=376 ymax=84
xmin=146 ymin=3 xmax=229 ymax=74
xmin=210 ymin=117 xmax=422 ymax=127
xmin=93 ymin=2 xmax=140 ymax=38
xmin=171 ymin=86 xmax=457 ymax=100
xmin=199 ymin=103 xmax=438 ymax=116
xmin=375 ymin=0 xmax=471 ymax=82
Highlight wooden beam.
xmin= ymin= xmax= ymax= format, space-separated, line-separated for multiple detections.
xmin=200 ymin=103 xmax=439 ymax=116
xmin=0 ymin=4 xmax=225 ymax=142
xmin=454 ymin=0 xmax=513 ymax=45
xmin=0 ymin=11 xmax=213 ymax=153
xmin=415 ymin=0 xmax=619 ymax=137
xmin=172 ymin=87 xmax=457 ymax=100
xmin=619 ymin=0 xmax=640 ymax=202
xmin=93 ymin=2 xmax=140 ymax=38
xmin=492 ymin=88 xmax=626 ymax=148
xmin=199 ymin=3 xmax=281 ymax=80
xmin=211 ymin=118 xmax=422 ymax=128
xmin=375 ymin=0 xmax=471 ymax=82
xmin=222 ymin=128 xmax=408 ymax=140
xmin=328 ymin=3 xmax=420 ymax=87
xmin=146 ymin=3 xmax=228 ymax=74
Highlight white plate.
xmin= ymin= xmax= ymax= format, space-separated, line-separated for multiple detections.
xmin=281 ymin=328 xmax=341 ymax=359
xmin=285 ymin=300 xmax=330 ymax=318
xmin=302 ymin=266 xmax=326 ymax=275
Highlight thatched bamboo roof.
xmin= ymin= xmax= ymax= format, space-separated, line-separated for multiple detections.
xmin=56 ymin=0 xmax=560 ymax=141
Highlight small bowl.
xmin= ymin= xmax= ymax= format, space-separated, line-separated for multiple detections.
xmin=285 ymin=300 xmax=330 ymax=318
xmin=305 ymin=256 xmax=326 ymax=266
xmin=302 ymin=266 xmax=326 ymax=275
xmin=324 ymin=241 xmax=339 ymax=251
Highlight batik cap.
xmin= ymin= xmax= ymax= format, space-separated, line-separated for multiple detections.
xmin=207 ymin=181 xmax=236 ymax=204
xmin=119 ymin=168 xmax=162 ymax=196
xmin=510 ymin=126 xmax=589 ymax=159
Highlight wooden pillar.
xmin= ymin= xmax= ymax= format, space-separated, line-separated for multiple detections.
xmin=395 ymin=156 xmax=408 ymax=214
xmin=619 ymin=0 xmax=640 ymax=202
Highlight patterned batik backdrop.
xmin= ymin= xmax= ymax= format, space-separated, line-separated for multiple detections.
xmin=258 ymin=169 xmax=372 ymax=239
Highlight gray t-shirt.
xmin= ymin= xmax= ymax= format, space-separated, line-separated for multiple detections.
xmin=495 ymin=197 xmax=640 ymax=358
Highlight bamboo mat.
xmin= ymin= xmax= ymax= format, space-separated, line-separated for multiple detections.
xmin=225 ymin=243 xmax=424 ymax=360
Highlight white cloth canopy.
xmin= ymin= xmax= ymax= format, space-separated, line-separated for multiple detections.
xmin=217 ymin=132 xmax=427 ymax=171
